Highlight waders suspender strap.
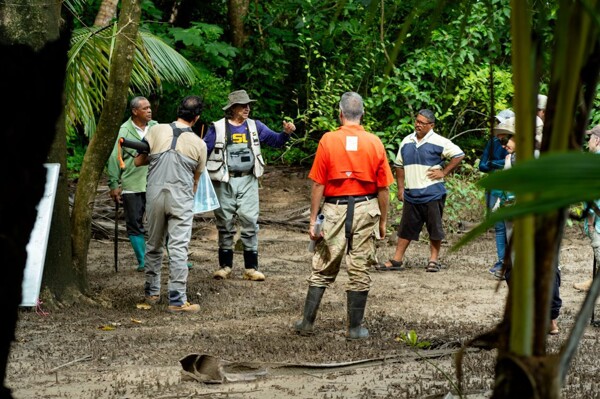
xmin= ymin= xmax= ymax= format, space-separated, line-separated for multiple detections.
xmin=169 ymin=123 xmax=193 ymax=149
xmin=345 ymin=196 xmax=355 ymax=254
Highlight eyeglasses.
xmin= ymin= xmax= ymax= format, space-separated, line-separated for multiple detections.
xmin=415 ymin=119 xmax=433 ymax=126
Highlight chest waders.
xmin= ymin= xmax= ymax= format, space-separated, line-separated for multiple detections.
xmin=144 ymin=123 xmax=199 ymax=308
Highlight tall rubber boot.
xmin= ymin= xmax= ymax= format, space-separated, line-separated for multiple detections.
xmin=294 ymin=286 xmax=326 ymax=336
xmin=219 ymin=248 xmax=234 ymax=267
xmin=214 ymin=249 xmax=234 ymax=280
xmin=243 ymin=250 xmax=264 ymax=281
xmin=129 ymin=235 xmax=145 ymax=272
xmin=347 ymin=291 xmax=369 ymax=340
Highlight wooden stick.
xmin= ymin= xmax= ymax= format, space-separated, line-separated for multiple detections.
xmin=47 ymin=355 xmax=92 ymax=373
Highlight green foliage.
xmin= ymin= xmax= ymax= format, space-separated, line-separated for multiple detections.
xmin=396 ymin=330 xmax=431 ymax=349
xmin=169 ymin=23 xmax=238 ymax=70
xmin=66 ymin=133 xmax=87 ymax=179
xmin=445 ymin=165 xmax=486 ymax=232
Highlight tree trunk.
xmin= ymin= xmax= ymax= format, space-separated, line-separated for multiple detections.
xmin=94 ymin=0 xmax=119 ymax=27
xmin=0 ymin=1 xmax=69 ymax=397
xmin=42 ymin=106 xmax=81 ymax=305
xmin=227 ymin=0 xmax=249 ymax=48
xmin=70 ymin=0 xmax=142 ymax=290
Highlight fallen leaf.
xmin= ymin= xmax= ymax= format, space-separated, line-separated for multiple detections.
xmin=131 ymin=318 xmax=143 ymax=324
xmin=136 ymin=303 xmax=151 ymax=310
xmin=98 ymin=325 xmax=115 ymax=331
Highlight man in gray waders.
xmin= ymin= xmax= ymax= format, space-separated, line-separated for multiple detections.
xmin=204 ymin=90 xmax=296 ymax=281
xmin=135 ymin=96 xmax=206 ymax=313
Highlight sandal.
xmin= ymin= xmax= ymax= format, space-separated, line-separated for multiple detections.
xmin=374 ymin=259 xmax=404 ymax=271
xmin=425 ymin=260 xmax=443 ymax=273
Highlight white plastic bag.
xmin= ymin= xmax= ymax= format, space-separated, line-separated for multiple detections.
xmin=308 ymin=214 xmax=325 ymax=252
xmin=193 ymin=170 xmax=220 ymax=214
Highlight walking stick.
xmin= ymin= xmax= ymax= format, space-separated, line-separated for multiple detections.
xmin=592 ymin=254 xmax=598 ymax=326
xmin=114 ymin=201 xmax=119 ymax=273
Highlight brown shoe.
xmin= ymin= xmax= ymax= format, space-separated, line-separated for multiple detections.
xmin=213 ymin=266 xmax=232 ymax=280
xmin=573 ymin=278 xmax=592 ymax=292
xmin=168 ymin=302 xmax=200 ymax=313
xmin=243 ymin=268 xmax=265 ymax=281
xmin=145 ymin=295 xmax=160 ymax=305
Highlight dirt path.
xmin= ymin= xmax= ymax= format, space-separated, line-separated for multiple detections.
xmin=6 ymin=166 xmax=600 ymax=398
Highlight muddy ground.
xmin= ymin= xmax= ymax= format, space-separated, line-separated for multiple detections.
xmin=6 ymin=166 xmax=600 ymax=398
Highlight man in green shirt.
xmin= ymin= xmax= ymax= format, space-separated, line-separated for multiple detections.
xmin=107 ymin=96 xmax=156 ymax=271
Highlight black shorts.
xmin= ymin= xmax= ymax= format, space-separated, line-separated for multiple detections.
xmin=397 ymin=196 xmax=446 ymax=241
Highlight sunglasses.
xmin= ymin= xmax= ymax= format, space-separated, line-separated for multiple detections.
xmin=497 ymin=135 xmax=511 ymax=145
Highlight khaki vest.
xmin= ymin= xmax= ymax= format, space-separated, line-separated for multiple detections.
xmin=206 ymin=118 xmax=264 ymax=182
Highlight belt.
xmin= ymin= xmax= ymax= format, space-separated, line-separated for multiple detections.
xmin=230 ymin=171 xmax=252 ymax=178
xmin=323 ymin=194 xmax=377 ymax=254
xmin=324 ymin=194 xmax=377 ymax=204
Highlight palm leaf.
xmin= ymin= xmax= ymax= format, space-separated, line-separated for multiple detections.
xmin=453 ymin=151 xmax=600 ymax=251
xmin=65 ymin=25 xmax=199 ymax=138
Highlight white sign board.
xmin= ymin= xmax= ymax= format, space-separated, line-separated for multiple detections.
xmin=21 ymin=163 xmax=60 ymax=307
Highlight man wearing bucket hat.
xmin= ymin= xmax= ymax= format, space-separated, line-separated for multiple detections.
xmin=204 ymin=90 xmax=296 ymax=281
xmin=479 ymin=110 xmax=513 ymax=276
xmin=574 ymin=125 xmax=600 ymax=293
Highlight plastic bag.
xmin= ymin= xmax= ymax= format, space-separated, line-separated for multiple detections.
xmin=193 ymin=170 xmax=220 ymax=214
xmin=307 ymin=214 xmax=325 ymax=252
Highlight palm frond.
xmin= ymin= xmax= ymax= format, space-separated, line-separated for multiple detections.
xmin=453 ymin=151 xmax=600 ymax=251
xmin=65 ymin=25 xmax=199 ymax=138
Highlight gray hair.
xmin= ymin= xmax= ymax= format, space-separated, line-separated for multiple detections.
xmin=339 ymin=92 xmax=364 ymax=121
xmin=418 ymin=109 xmax=435 ymax=123
xmin=130 ymin=96 xmax=148 ymax=111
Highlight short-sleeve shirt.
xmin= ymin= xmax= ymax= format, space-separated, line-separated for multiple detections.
xmin=309 ymin=124 xmax=394 ymax=197
xmin=144 ymin=121 xmax=207 ymax=175
xmin=394 ymin=130 xmax=464 ymax=204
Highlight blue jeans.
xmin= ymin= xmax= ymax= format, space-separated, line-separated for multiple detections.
xmin=486 ymin=192 xmax=506 ymax=270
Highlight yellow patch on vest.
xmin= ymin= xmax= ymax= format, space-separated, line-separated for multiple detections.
xmin=231 ymin=133 xmax=248 ymax=144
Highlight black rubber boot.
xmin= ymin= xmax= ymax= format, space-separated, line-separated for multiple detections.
xmin=218 ymin=248 xmax=233 ymax=267
xmin=347 ymin=291 xmax=369 ymax=340
xmin=294 ymin=286 xmax=326 ymax=336
xmin=243 ymin=250 xmax=259 ymax=270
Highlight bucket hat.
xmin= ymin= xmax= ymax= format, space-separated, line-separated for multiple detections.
xmin=222 ymin=90 xmax=256 ymax=110
xmin=586 ymin=124 xmax=600 ymax=138
xmin=494 ymin=116 xmax=516 ymax=136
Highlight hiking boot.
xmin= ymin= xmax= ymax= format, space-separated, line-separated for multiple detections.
xmin=136 ymin=265 xmax=145 ymax=272
xmin=243 ymin=268 xmax=265 ymax=281
xmin=213 ymin=266 xmax=232 ymax=280
xmin=167 ymin=302 xmax=200 ymax=313
xmin=145 ymin=295 xmax=160 ymax=305
xmin=574 ymin=278 xmax=592 ymax=292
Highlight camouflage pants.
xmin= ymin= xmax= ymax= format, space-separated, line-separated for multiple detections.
xmin=308 ymin=198 xmax=380 ymax=292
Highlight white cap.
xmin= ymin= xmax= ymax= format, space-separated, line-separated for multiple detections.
xmin=537 ymin=94 xmax=548 ymax=110
xmin=495 ymin=109 xmax=515 ymax=124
